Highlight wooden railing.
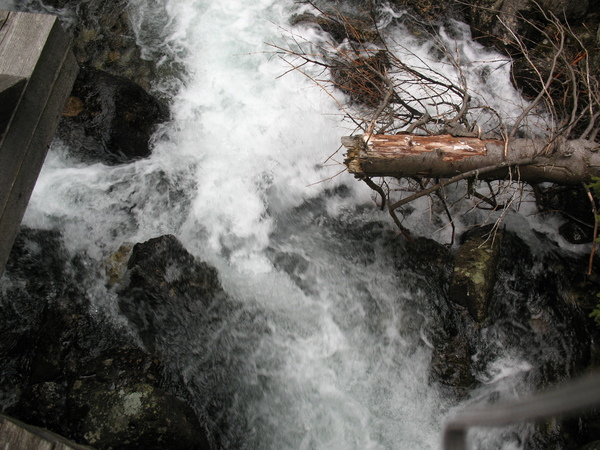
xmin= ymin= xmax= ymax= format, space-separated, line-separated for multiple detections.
xmin=443 ymin=371 xmax=600 ymax=449
xmin=0 ymin=10 xmax=78 ymax=276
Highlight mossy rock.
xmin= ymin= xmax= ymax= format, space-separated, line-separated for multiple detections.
xmin=449 ymin=227 xmax=503 ymax=323
xmin=76 ymin=383 xmax=207 ymax=449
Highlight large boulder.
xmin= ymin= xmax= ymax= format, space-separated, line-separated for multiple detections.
xmin=17 ymin=346 xmax=210 ymax=450
xmin=115 ymin=234 xmax=272 ymax=448
xmin=0 ymin=228 xmax=209 ymax=449
xmin=116 ymin=235 xmax=224 ymax=352
xmin=58 ymin=67 xmax=168 ymax=165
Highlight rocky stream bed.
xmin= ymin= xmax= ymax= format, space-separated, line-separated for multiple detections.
xmin=2 ymin=0 xmax=600 ymax=448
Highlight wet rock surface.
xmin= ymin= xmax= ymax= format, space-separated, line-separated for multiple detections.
xmin=116 ymin=235 xmax=223 ymax=353
xmin=467 ymin=0 xmax=595 ymax=49
xmin=69 ymin=348 xmax=209 ymax=449
xmin=428 ymin=226 xmax=600 ymax=446
xmin=58 ymin=67 xmax=169 ymax=165
xmin=0 ymin=229 xmax=210 ymax=449
xmin=14 ymin=0 xmax=173 ymax=165
xmin=114 ymin=234 xmax=272 ymax=449
xmin=536 ymin=185 xmax=596 ymax=244
xmin=20 ymin=0 xmax=157 ymax=90
xmin=449 ymin=226 xmax=503 ymax=323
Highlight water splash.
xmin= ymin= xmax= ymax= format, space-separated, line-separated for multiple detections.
xmin=16 ymin=0 xmax=575 ymax=448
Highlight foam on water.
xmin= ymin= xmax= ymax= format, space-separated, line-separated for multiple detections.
xmin=14 ymin=0 xmax=569 ymax=448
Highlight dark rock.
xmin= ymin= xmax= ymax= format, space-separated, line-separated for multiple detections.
xmin=491 ymin=232 xmax=600 ymax=384
xmin=57 ymin=67 xmax=169 ymax=165
xmin=16 ymin=346 xmax=210 ymax=449
xmin=23 ymin=0 xmax=157 ymax=90
xmin=71 ymin=0 xmax=152 ymax=87
xmin=449 ymin=226 xmax=503 ymax=323
xmin=535 ymin=185 xmax=595 ymax=244
xmin=468 ymin=0 xmax=591 ymax=50
xmin=9 ymin=0 xmax=156 ymax=90
xmin=399 ymin=236 xmax=454 ymax=283
xmin=77 ymin=383 xmax=206 ymax=449
xmin=430 ymin=333 xmax=476 ymax=389
xmin=67 ymin=347 xmax=209 ymax=450
xmin=388 ymin=0 xmax=467 ymax=23
xmin=1 ymin=228 xmax=210 ymax=449
xmin=115 ymin=234 xmax=271 ymax=448
xmin=468 ymin=0 xmax=545 ymax=49
xmin=290 ymin=12 xmax=381 ymax=43
xmin=16 ymin=382 xmax=69 ymax=431
xmin=538 ymin=0 xmax=590 ymax=20
xmin=559 ymin=221 xmax=595 ymax=244
xmin=117 ymin=235 xmax=223 ymax=352
xmin=0 ymin=228 xmax=79 ymax=401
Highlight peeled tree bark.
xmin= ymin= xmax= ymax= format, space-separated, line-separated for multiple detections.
xmin=342 ymin=134 xmax=600 ymax=185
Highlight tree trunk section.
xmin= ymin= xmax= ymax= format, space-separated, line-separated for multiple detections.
xmin=342 ymin=134 xmax=600 ymax=184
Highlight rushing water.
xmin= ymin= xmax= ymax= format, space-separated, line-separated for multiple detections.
xmin=0 ymin=0 xmax=588 ymax=448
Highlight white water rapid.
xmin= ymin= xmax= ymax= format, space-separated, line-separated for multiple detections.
xmin=6 ymin=0 xmax=574 ymax=448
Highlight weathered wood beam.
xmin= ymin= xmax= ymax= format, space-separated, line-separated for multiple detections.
xmin=0 ymin=74 xmax=26 ymax=138
xmin=0 ymin=413 xmax=92 ymax=449
xmin=0 ymin=10 xmax=78 ymax=277
xmin=342 ymin=134 xmax=600 ymax=184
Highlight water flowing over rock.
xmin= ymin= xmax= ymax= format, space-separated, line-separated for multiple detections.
xmin=23 ymin=0 xmax=157 ymax=90
xmin=115 ymin=234 xmax=273 ymax=448
xmin=116 ymin=235 xmax=223 ymax=352
xmin=0 ymin=229 xmax=209 ymax=449
xmin=4 ymin=0 xmax=600 ymax=447
xmin=431 ymin=226 xmax=600 ymax=445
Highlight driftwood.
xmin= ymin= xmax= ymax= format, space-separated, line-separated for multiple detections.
xmin=342 ymin=134 xmax=600 ymax=185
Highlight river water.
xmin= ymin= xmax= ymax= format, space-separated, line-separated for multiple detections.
xmin=1 ymin=0 xmax=587 ymax=448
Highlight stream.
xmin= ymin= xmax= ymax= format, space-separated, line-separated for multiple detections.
xmin=0 ymin=0 xmax=594 ymax=448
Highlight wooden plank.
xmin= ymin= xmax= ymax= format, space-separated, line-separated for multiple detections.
xmin=0 ymin=74 xmax=26 ymax=139
xmin=0 ymin=413 xmax=93 ymax=449
xmin=0 ymin=11 xmax=78 ymax=276
xmin=0 ymin=11 xmax=54 ymax=78
xmin=0 ymin=10 xmax=10 ymax=41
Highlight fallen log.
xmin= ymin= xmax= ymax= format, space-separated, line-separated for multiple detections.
xmin=342 ymin=134 xmax=600 ymax=185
